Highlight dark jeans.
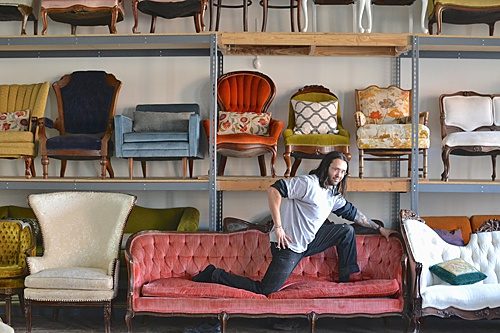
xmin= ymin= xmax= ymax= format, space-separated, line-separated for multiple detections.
xmin=211 ymin=222 xmax=359 ymax=295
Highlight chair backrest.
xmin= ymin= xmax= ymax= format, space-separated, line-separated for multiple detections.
xmin=28 ymin=192 xmax=135 ymax=272
xmin=287 ymin=85 xmax=343 ymax=131
xmin=217 ymin=71 xmax=276 ymax=114
xmin=0 ymin=83 xmax=50 ymax=131
xmin=53 ymin=71 xmax=121 ymax=134
xmin=440 ymin=91 xmax=495 ymax=134
xmin=355 ymin=85 xmax=411 ymax=125
xmin=0 ymin=220 xmax=33 ymax=268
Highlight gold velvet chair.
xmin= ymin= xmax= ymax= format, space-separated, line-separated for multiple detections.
xmin=0 ymin=220 xmax=35 ymax=326
xmin=0 ymin=82 xmax=50 ymax=178
xmin=354 ymin=85 xmax=430 ymax=178
xmin=40 ymin=0 xmax=125 ymax=34
xmin=283 ymin=85 xmax=350 ymax=177
xmin=39 ymin=71 xmax=121 ymax=179
xmin=0 ymin=0 xmax=39 ymax=34
xmin=24 ymin=191 xmax=136 ymax=333
xmin=202 ymin=70 xmax=284 ymax=177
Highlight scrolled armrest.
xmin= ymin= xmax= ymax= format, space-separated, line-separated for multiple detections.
xmin=354 ymin=111 xmax=366 ymax=127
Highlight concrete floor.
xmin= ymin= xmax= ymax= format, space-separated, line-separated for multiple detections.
xmin=3 ymin=304 xmax=500 ymax=333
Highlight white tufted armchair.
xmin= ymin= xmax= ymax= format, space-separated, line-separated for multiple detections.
xmin=24 ymin=191 xmax=136 ymax=333
xmin=400 ymin=209 xmax=500 ymax=333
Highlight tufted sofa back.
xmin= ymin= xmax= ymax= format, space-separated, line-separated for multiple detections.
xmin=127 ymin=230 xmax=403 ymax=298
xmin=403 ymin=219 xmax=500 ymax=291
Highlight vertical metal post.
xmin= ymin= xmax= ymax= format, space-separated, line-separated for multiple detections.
xmin=209 ymin=33 xmax=219 ymax=231
xmin=410 ymin=35 xmax=420 ymax=213
xmin=390 ymin=56 xmax=402 ymax=224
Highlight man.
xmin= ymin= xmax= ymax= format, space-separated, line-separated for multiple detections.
xmin=193 ymin=151 xmax=395 ymax=296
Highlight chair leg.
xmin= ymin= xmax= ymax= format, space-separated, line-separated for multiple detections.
xmin=258 ymin=155 xmax=267 ymax=176
xmin=217 ymin=155 xmax=227 ymax=176
xmin=359 ymin=149 xmax=364 ymax=178
xmin=104 ymin=302 xmax=112 ymax=333
xmin=290 ymin=158 xmax=301 ymax=177
xmin=150 ymin=16 xmax=157 ymax=33
xmin=5 ymin=295 xmax=11 ymax=325
xmin=24 ymin=156 xmax=33 ymax=178
xmin=270 ymin=148 xmax=277 ymax=177
xmin=106 ymin=158 xmax=115 ymax=178
xmin=125 ymin=309 xmax=134 ymax=333
xmin=25 ymin=298 xmax=32 ymax=333
xmin=60 ymin=159 xmax=67 ymax=177
xmin=422 ymin=149 xmax=428 ymax=179
xmin=71 ymin=25 xmax=77 ymax=35
xmin=261 ymin=0 xmax=269 ymax=31
xmin=441 ymin=147 xmax=451 ymax=181
xmin=109 ymin=7 xmax=118 ymax=34
xmin=289 ymin=0 xmax=295 ymax=32
xmin=41 ymin=8 xmax=48 ymax=35
xmin=189 ymin=159 xmax=194 ymax=178
xmin=182 ymin=157 xmax=188 ymax=178
xmin=243 ymin=0 xmax=249 ymax=31
xmin=100 ymin=157 xmax=107 ymax=179
xmin=42 ymin=155 xmax=49 ymax=179
xmin=141 ymin=161 xmax=147 ymax=178
xmin=283 ymin=146 xmax=292 ymax=177
xmin=128 ymin=158 xmax=134 ymax=179
xmin=215 ymin=0 xmax=222 ymax=30
xmin=491 ymin=154 xmax=497 ymax=181
xmin=18 ymin=290 xmax=25 ymax=318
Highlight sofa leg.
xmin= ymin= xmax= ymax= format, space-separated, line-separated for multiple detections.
xmin=406 ymin=315 xmax=422 ymax=333
xmin=308 ymin=312 xmax=317 ymax=333
xmin=218 ymin=312 xmax=228 ymax=333
xmin=125 ymin=309 xmax=134 ymax=333
xmin=491 ymin=154 xmax=497 ymax=181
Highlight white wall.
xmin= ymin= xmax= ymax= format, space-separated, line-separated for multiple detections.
xmin=0 ymin=2 xmax=499 ymax=230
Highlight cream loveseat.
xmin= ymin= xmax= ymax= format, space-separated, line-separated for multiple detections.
xmin=400 ymin=209 xmax=500 ymax=332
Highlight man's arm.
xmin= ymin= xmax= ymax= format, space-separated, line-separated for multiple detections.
xmin=267 ymin=184 xmax=291 ymax=249
xmin=353 ymin=210 xmax=381 ymax=230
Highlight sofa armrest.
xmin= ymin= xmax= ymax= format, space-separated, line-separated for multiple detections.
xmin=176 ymin=207 xmax=200 ymax=232
xmin=114 ymin=115 xmax=132 ymax=158
xmin=354 ymin=111 xmax=366 ymax=128
xmin=188 ymin=113 xmax=201 ymax=158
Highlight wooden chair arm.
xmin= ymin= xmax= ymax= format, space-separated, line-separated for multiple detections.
xmin=419 ymin=112 xmax=429 ymax=126
xmin=354 ymin=111 xmax=366 ymax=128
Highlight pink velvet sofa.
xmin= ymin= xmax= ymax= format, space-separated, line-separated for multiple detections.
xmin=125 ymin=230 xmax=406 ymax=333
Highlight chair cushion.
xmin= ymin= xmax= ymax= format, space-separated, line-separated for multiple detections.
xmin=442 ymin=131 xmax=500 ymax=147
xmin=0 ymin=110 xmax=29 ymax=131
xmin=46 ymin=133 xmax=103 ymax=150
xmin=138 ymin=0 xmax=203 ymax=19
xmin=0 ymin=131 xmax=33 ymax=143
xmin=291 ymin=99 xmax=339 ymax=135
xmin=442 ymin=95 xmax=493 ymax=131
xmin=217 ymin=111 xmax=271 ymax=136
xmin=356 ymin=124 xmax=430 ymax=149
xmin=283 ymin=129 xmax=350 ymax=146
xmin=124 ymin=132 xmax=188 ymax=143
xmin=133 ymin=111 xmax=191 ymax=132
xmin=357 ymin=86 xmax=410 ymax=124
xmin=0 ymin=276 xmax=25 ymax=289
xmin=25 ymin=267 xmax=113 ymax=290
xmin=0 ymin=264 xmax=24 ymax=279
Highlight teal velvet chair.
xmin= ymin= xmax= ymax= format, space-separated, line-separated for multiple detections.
xmin=283 ymin=85 xmax=350 ymax=177
xmin=114 ymin=104 xmax=202 ymax=178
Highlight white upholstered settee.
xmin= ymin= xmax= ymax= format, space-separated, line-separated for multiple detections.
xmin=400 ymin=209 xmax=500 ymax=332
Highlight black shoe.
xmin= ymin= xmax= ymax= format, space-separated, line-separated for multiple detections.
xmin=192 ymin=264 xmax=216 ymax=283
xmin=183 ymin=322 xmax=221 ymax=333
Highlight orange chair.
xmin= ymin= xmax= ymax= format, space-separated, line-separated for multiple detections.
xmin=202 ymin=71 xmax=284 ymax=177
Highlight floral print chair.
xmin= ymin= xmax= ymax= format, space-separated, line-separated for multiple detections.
xmin=354 ymin=85 xmax=430 ymax=178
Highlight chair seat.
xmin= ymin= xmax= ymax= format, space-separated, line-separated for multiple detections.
xmin=357 ymin=124 xmax=430 ymax=149
xmin=0 ymin=264 xmax=24 ymax=279
xmin=0 ymin=277 xmax=25 ymax=289
xmin=124 ymin=132 xmax=188 ymax=143
xmin=46 ymin=133 xmax=103 ymax=151
xmin=283 ymin=130 xmax=350 ymax=146
xmin=216 ymin=133 xmax=278 ymax=145
xmin=25 ymin=267 xmax=113 ymax=290
xmin=138 ymin=0 xmax=202 ymax=19
xmin=443 ymin=131 xmax=500 ymax=147
xmin=0 ymin=131 xmax=33 ymax=143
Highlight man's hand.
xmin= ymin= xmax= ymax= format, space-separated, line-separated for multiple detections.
xmin=379 ymin=227 xmax=397 ymax=240
xmin=275 ymin=226 xmax=292 ymax=249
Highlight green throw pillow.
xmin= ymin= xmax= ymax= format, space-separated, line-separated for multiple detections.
xmin=430 ymin=258 xmax=487 ymax=285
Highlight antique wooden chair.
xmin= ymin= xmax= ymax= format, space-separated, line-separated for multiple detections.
xmin=0 ymin=0 xmax=39 ymax=34
xmin=24 ymin=191 xmax=136 ymax=333
xmin=283 ymin=85 xmax=350 ymax=177
xmin=40 ymin=0 xmax=125 ymax=34
xmin=0 ymin=82 xmax=50 ymax=178
xmin=132 ymin=0 xmax=207 ymax=33
xmin=202 ymin=70 xmax=284 ymax=177
xmin=354 ymin=85 xmax=430 ymax=178
xmin=38 ymin=71 xmax=121 ymax=179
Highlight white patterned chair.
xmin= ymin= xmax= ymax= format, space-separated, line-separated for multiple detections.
xmin=439 ymin=91 xmax=500 ymax=181
xmin=0 ymin=0 xmax=39 ymax=34
xmin=400 ymin=209 xmax=500 ymax=333
xmin=354 ymin=85 xmax=430 ymax=178
xmin=23 ymin=191 xmax=136 ymax=333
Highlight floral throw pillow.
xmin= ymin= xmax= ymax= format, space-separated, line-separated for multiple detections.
xmin=430 ymin=258 xmax=487 ymax=285
xmin=0 ymin=110 xmax=30 ymax=131
xmin=291 ymin=100 xmax=339 ymax=135
xmin=218 ymin=111 xmax=271 ymax=136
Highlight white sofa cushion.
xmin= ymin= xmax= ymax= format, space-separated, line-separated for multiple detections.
xmin=25 ymin=267 xmax=113 ymax=290
xmin=443 ymin=96 xmax=493 ymax=131
xmin=442 ymin=131 xmax=500 ymax=147
xmin=404 ymin=219 xmax=500 ymax=310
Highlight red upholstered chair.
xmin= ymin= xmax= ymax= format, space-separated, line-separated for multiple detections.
xmin=202 ymin=71 xmax=284 ymax=177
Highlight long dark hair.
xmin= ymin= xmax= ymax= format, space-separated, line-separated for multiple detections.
xmin=309 ymin=152 xmax=349 ymax=195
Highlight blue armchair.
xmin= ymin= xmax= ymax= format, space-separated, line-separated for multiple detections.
xmin=114 ymin=104 xmax=202 ymax=178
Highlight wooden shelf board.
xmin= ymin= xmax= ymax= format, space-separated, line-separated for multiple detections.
xmin=217 ymin=32 xmax=411 ymax=56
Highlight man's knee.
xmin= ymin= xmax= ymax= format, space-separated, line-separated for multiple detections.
xmin=343 ymin=224 xmax=355 ymax=238
xmin=260 ymin=283 xmax=281 ymax=296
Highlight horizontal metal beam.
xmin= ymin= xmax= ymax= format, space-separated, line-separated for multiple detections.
xmin=419 ymin=183 xmax=500 ymax=193
xmin=400 ymin=50 xmax=500 ymax=59
xmin=0 ymin=49 xmax=211 ymax=58
xmin=0 ymin=180 xmax=209 ymax=191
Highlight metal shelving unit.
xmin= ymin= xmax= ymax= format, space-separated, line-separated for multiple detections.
xmin=0 ymin=33 xmax=220 ymax=231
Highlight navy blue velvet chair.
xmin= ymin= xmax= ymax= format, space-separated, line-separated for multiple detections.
xmin=39 ymin=71 xmax=121 ymax=179
xmin=114 ymin=104 xmax=202 ymax=178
